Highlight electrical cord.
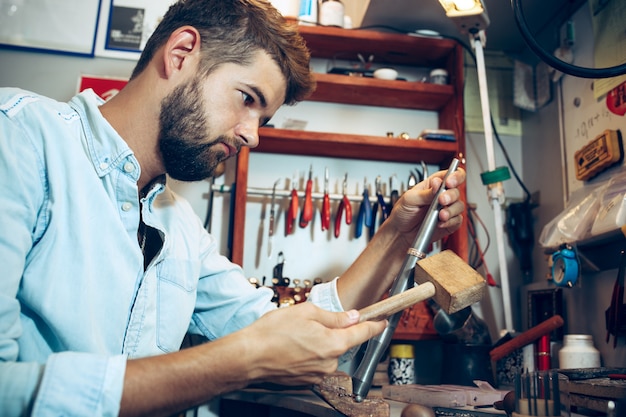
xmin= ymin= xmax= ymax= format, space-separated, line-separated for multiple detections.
xmin=511 ymin=0 xmax=626 ymax=79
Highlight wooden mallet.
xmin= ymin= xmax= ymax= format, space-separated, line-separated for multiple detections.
xmin=314 ymin=249 xmax=486 ymax=417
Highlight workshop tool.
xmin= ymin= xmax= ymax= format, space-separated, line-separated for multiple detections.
xmin=334 ymin=173 xmax=352 ymax=238
xmin=489 ymin=315 xmax=564 ymax=362
xmin=285 ymin=173 xmax=299 ymax=236
xmin=355 ymin=177 xmax=372 ymax=239
xmin=267 ymin=179 xmax=280 ymax=258
xmin=321 ymin=167 xmax=331 ymax=231
xmin=407 ymin=161 xmax=428 ymax=189
xmin=299 ymin=164 xmax=314 ymax=228
xmin=514 ymin=370 xmax=562 ymax=417
xmin=606 ymin=250 xmax=626 ymax=348
xmin=369 ymin=175 xmax=389 ymax=238
xmin=350 ymin=158 xmax=484 ymax=406
xmin=315 ymin=248 xmax=486 ymax=416
xmin=389 ymin=174 xmax=400 ymax=208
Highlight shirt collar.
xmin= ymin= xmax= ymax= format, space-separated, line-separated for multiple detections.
xmin=68 ymin=89 xmax=135 ymax=178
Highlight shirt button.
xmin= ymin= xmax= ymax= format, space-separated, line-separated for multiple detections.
xmin=123 ymin=162 xmax=135 ymax=173
xmin=121 ymin=202 xmax=133 ymax=212
xmin=99 ymin=162 xmax=109 ymax=170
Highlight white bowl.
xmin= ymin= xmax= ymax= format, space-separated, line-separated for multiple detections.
xmin=373 ymin=68 xmax=398 ymax=80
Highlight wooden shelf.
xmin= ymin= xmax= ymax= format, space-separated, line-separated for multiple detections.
xmin=309 ymin=73 xmax=455 ymax=110
xmin=298 ymin=25 xmax=457 ymax=68
xmin=257 ymin=128 xmax=459 ymax=164
xmin=231 ymin=26 xmax=468 ymax=274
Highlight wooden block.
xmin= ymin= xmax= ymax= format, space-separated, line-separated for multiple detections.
xmin=382 ymin=384 xmax=467 ymax=407
xmin=414 ymin=250 xmax=486 ymax=314
xmin=313 ymin=372 xmax=390 ymax=417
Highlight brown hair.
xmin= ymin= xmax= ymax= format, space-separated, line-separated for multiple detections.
xmin=130 ymin=0 xmax=315 ymax=105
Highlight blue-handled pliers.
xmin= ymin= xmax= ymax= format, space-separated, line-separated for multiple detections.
xmin=355 ymin=177 xmax=372 ymax=238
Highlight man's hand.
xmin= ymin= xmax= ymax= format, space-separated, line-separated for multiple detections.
xmin=388 ymin=167 xmax=466 ymax=246
xmin=241 ymin=302 xmax=387 ymax=386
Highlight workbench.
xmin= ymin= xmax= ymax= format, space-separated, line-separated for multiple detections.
xmin=220 ymin=388 xmax=508 ymax=417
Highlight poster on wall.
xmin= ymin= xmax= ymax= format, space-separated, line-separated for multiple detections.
xmin=95 ymin=0 xmax=175 ymax=60
xmin=0 ymin=0 xmax=101 ymax=56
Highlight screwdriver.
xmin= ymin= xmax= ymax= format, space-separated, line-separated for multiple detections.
xmin=286 ymin=173 xmax=298 ymax=235
xmin=321 ymin=167 xmax=330 ymax=231
xmin=299 ymin=165 xmax=313 ymax=228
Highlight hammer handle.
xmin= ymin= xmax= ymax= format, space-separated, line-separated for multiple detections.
xmin=358 ymin=282 xmax=436 ymax=323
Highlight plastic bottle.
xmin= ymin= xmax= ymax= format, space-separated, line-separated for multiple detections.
xmin=558 ymin=334 xmax=601 ymax=369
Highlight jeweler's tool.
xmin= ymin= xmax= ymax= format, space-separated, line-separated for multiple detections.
xmin=321 ymin=167 xmax=330 ymax=231
xmin=352 ymin=158 xmax=461 ymax=402
xmin=334 ymin=173 xmax=352 ymax=238
xmin=267 ymin=178 xmax=280 ymax=258
xmin=299 ymin=164 xmax=313 ymax=228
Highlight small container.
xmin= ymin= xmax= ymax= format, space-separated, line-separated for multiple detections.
xmin=319 ymin=0 xmax=344 ymax=27
xmin=429 ymin=68 xmax=448 ymax=85
xmin=388 ymin=344 xmax=415 ymax=385
xmin=558 ymin=334 xmax=601 ymax=369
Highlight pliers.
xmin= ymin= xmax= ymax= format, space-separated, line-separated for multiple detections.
xmin=369 ymin=175 xmax=389 ymax=238
xmin=285 ymin=173 xmax=298 ymax=236
xmin=355 ymin=177 xmax=372 ymax=238
xmin=299 ymin=164 xmax=313 ymax=228
xmin=321 ymin=167 xmax=331 ymax=231
xmin=334 ymin=173 xmax=352 ymax=238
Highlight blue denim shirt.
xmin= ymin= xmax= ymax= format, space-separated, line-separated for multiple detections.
xmin=0 ymin=88 xmax=342 ymax=416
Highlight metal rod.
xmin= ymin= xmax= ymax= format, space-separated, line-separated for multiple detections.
xmin=351 ymin=158 xmax=460 ymax=402
xmin=211 ymin=184 xmax=392 ymax=204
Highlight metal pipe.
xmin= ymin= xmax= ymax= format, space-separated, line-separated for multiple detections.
xmin=351 ymin=158 xmax=460 ymax=402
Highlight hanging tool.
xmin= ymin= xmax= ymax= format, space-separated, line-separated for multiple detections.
xmin=272 ymin=251 xmax=290 ymax=287
xmin=355 ymin=177 xmax=372 ymax=239
xmin=606 ymin=250 xmax=626 ymax=348
xmin=389 ymin=174 xmax=400 ymax=208
xmin=369 ymin=175 xmax=389 ymax=238
xmin=352 ymin=158 xmax=460 ymax=403
xmin=321 ymin=167 xmax=331 ymax=231
xmin=299 ymin=164 xmax=314 ymax=228
xmin=268 ymin=178 xmax=280 ymax=258
xmin=334 ymin=173 xmax=352 ymax=238
xmin=407 ymin=161 xmax=428 ymax=189
xmin=285 ymin=173 xmax=299 ymax=236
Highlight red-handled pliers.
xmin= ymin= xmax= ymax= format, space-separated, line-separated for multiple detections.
xmin=321 ymin=167 xmax=330 ymax=231
xmin=334 ymin=173 xmax=352 ymax=238
xmin=285 ymin=173 xmax=298 ymax=235
xmin=299 ymin=164 xmax=313 ymax=228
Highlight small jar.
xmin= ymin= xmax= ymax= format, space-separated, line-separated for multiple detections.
xmin=319 ymin=0 xmax=344 ymax=27
xmin=429 ymin=68 xmax=448 ymax=85
xmin=558 ymin=334 xmax=601 ymax=369
xmin=388 ymin=344 xmax=415 ymax=385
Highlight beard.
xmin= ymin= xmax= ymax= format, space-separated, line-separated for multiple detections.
xmin=158 ymin=76 xmax=233 ymax=182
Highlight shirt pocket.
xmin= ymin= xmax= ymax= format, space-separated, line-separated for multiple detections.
xmin=156 ymin=258 xmax=199 ymax=353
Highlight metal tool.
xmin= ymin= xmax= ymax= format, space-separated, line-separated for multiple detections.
xmin=299 ymin=164 xmax=314 ymax=228
xmin=606 ymin=250 xmax=626 ymax=348
xmin=355 ymin=177 xmax=372 ymax=239
xmin=369 ymin=175 xmax=389 ymax=238
xmin=286 ymin=173 xmax=299 ymax=236
xmin=321 ymin=167 xmax=331 ymax=231
xmin=334 ymin=173 xmax=352 ymax=238
xmin=268 ymin=178 xmax=280 ymax=258
xmin=352 ymin=158 xmax=460 ymax=402
xmin=389 ymin=174 xmax=400 ymax=207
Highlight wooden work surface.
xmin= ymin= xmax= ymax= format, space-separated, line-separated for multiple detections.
xmin=220 ymin=388 xmax=507 ymax=417
xmin=221 ymin=388 xmax=407 ymax=417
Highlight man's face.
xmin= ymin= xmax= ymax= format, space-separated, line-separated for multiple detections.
xmin=158 ymin=51 xmax=286 ymax=182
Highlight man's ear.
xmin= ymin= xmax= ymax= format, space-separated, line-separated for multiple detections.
xmin=163 ymin=26 xmax=201 ymax=78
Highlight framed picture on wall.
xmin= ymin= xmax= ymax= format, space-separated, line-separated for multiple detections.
xmin=94 ymin=0 xmax=174 ymax=60
xmin=0 ymin=0 xmax=101 ymax=56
